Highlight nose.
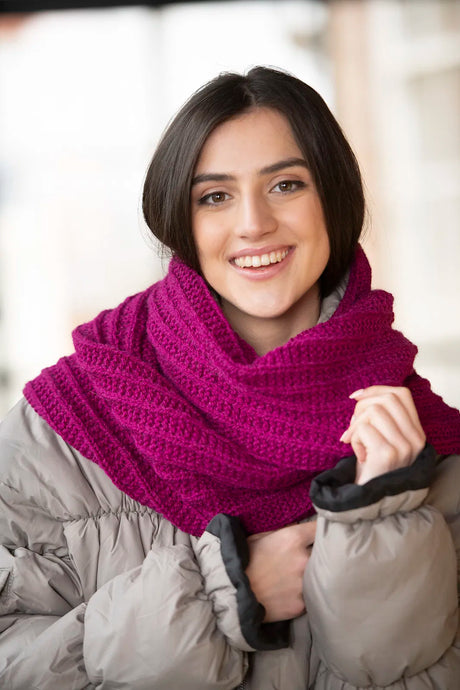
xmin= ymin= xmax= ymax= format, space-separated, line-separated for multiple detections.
xmin=235 ymin=193 xmax=277 ymax=239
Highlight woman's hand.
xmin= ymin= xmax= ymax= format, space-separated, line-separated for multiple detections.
xmin=246 ymin=521 xmax=316 ymax=623
xmin=340 ymin=386 xmax=426 ymax=485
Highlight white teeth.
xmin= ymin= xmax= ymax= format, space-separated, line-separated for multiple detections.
xmin=234 ymin=249 xmax=289 ymax=268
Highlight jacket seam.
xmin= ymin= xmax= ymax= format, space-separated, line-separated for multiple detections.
xmin=1 ymin=480 xmax=157 ymax=524
xmin=58 ymin=507 xmax=158 ymax=524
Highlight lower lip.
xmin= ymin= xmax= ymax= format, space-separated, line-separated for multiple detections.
xmin=230 ymin=249 xmax=294 ymax=281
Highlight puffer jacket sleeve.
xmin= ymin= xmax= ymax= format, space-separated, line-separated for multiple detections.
xmin=83 ymin=514 xmax=292 ymax=688
xmin=0 ymin=399 xmax=251 ymax=689
xmin=82 ymin=540 xmax=249 ymax=689
xmin=0 ymin=401 xmax=93 ymax=689
xmin=305 ymin=447 xmax=460 ymax=689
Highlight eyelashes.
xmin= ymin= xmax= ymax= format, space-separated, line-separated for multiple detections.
xmin=198 ymin=191 xmax=231 ymax=206
xmin=272 ymin=180 xmax=306 ymax=193
xmin=197 ymin=179 xmax=307 ymax=207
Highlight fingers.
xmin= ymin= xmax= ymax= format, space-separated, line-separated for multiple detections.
xmin=249 ymin=521 xmax=316 ymax=550
xmin=341 ymin=398 xmax=424 ymax=461
xmin=271 ymin=521 xmax=317 ymax=548
xmin=341 ymin=387 xmax=425 ymax=450
xmin=349 ymin=386 xmax=425 ymax=439
xmin=246 ymin=520 xmax=316 ymax=622
xmin=349 ymin=419 xmax=404 ymax=480
xmin=339 ymin=386 xmax=426 ymax=482
xmin=352 ymin=424 xmax=393 ymax=485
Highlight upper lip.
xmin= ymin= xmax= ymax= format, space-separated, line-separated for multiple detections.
xmin=229 ymin=245 xmax=292 ymax=260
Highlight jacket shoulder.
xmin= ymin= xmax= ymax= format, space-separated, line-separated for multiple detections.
xmin=0 ymin=398 xmax=151 ymax=521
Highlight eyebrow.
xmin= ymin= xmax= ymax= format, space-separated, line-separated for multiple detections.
xmin=191 ymin=157 xmax=308 ymax=186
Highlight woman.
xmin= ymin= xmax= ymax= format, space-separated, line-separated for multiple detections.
xmin=1 ymin=67 xmax=460 ymax=689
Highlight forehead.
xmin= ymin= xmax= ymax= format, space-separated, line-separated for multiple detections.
xmin=194 ymin=108 xmax=303 ymax=173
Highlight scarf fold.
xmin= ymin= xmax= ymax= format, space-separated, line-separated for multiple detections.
xmin=24 ymin=246 xmax=460 ymax=536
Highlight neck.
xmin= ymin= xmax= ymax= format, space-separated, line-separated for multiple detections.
xmin=222 ymin=287 xmax=321 ymax=356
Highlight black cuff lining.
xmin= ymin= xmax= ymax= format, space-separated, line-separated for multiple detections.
xmin=310 ymin=444 xmax=437 ymax=513
xmin=206 ymin=514 xmax=290 ymax=651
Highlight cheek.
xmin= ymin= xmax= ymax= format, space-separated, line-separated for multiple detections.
xmin=314 ymin=232 xmax=331 ymax=276
xmin=191 ymin=219 xmax=208 ymax=261
xmin=193 ymin=218 xmax=227 ymax=260
xmin=306 ymin=203 xmax=330 ymax=255
xmin=286 ymin=196 xmax=325 ymax=232
xmin=318 ymin=223 xmax=331 ymax=254
xmin=192 ymin=226 xmax=225 ymax=283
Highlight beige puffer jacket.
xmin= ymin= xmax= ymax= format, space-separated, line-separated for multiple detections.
xmin=0 ymin=398 xmax=459 ymax=689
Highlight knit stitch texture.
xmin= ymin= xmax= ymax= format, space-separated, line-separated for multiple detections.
xmin=24 ymin=246 xmax=460 ymax=536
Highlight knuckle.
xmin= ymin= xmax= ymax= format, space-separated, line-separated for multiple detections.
xmin=369 ymin=403 xmax=384 ymax=419
xmin=397 ymin=387 xmax=413 ymax=406
xmin=416 ymin=427 xmax=426 ymax=442
xmin=383 ymin=391 xmax=398 ymax=405
xmin=381 ymin=445 xmax=398 ymax=466
xmin=414 ymin=436 xmax=426 ymax=455
xmin=399 ymin=440 xmax=412 ymax=462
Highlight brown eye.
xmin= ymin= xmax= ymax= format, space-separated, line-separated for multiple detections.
xmin=273 ymin=180 xmax=306 ymax=194
xmin=210 ymin=192 xmax=226 ymax=203
xmin=199 ymin=191 xmax=230 ymax=206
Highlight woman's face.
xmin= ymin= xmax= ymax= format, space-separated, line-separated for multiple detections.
xmin=190 ymin=107 xmax=330 ymax=350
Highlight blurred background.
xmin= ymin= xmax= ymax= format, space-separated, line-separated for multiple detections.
xmin=0 ymin=0 xmax=459 ymax=415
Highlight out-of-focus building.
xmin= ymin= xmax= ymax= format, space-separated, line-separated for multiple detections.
xmin=328 ymin=0 xmax=460 ymax=408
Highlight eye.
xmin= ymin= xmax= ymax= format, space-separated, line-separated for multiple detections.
xmin=198 ymin=191 xmax=230 ymax=206
xmin=272 ymin=180 xmax=306 ymax=193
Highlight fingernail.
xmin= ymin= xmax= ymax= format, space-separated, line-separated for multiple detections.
xmin=349 ymin=389 xmax=364 ymax=399
xmin=339 ymin=431 xmax=347 ymax=442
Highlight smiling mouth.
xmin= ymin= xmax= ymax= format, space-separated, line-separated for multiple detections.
xmin=232 ymin=248 xmax=289 ymax=269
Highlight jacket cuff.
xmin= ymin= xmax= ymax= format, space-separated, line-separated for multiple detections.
xmin=310 ymin=444 xmax=437 ymax=514
xmin=206 ymin=514 xmax=290 ymax=651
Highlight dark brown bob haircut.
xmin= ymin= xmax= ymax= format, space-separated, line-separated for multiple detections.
xmin=142 ymin=66 xmax=365 ymax=297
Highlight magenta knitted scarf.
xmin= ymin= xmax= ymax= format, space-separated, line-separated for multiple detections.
xmin=24 ymin=246 xmax=460 ymax=536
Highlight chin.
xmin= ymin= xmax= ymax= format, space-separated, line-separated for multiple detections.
xmin=243 ymin=303 xmax=294 ymax=321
